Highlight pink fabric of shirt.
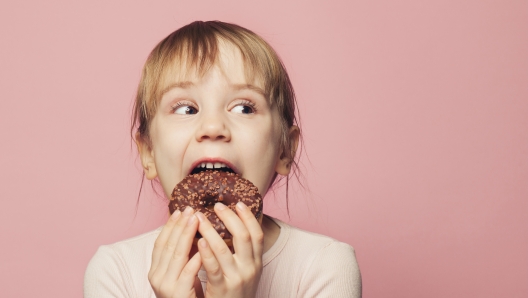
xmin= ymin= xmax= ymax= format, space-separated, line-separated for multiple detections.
xmin=84 ymin=216 xmax=362 ymax=297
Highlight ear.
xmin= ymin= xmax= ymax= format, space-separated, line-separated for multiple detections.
xmin=275 ymin=125 xmax=300 ymax=176
xmin=135 ymin=132 xmax=158 ymax=180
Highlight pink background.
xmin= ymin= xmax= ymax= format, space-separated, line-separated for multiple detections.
xmin=1 ymin=0 xmax=527 ymax=297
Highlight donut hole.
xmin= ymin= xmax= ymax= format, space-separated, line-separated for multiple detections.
xmin=200 ymin=197 xmax=218 ymax=211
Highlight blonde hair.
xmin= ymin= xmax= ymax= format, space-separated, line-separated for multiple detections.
xmin=131 ymin=21 xmax=302 ymax=209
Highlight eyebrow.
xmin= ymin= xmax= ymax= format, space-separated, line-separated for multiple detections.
xmin=231 ymin=84 xmax=267 ymax=97
xmin=161 ymin=82 xmax=267 ymax=97
xmin=160 ymin=81 xmax=195 ymax=96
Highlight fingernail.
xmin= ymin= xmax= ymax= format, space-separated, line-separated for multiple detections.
xmin=171 ymin=210 xmax=181 ymax=220
xmin=215 ymin=202 xmax=227 ymax=210
xmin=183 ymin=206 xmax=193 ymax=216
xmin=195 ymin=212 xmax=206 ymax=222
xmin=236 ymin=202 xmax=247 ymax=211
xmin=187 ymin=214 xmax=197 ymax=226
xmin=199 ymin=238 xmax=208 ymax=248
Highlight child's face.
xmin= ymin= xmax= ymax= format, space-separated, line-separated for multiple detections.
xmin=137 ymin=43 xmax=292 ymax=198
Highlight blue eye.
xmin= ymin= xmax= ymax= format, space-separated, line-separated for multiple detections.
xmin=173 ymin=105 xmax=198 ymax=115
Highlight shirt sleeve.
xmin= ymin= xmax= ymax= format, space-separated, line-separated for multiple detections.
xmin=297 ymin=241 xmax=362 ymax=298
xmin=84 ymin=245 xmax=134 ymax=298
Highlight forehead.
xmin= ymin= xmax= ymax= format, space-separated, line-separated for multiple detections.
xmin=158 ymin=41 xmax=266 ymax=96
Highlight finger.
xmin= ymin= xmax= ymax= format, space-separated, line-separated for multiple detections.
xmin=176 ymin=252 xmax=203 ymax=295
xmin=156 ymin=206 xmax=194 ymax=277
xmin=151 ymin=210 xmax=181 ymax=271
xmin=164 ymin=212 xmax=200 ymax=282
xmin=235 ymin=202 xmax=264 ymax=260
xmin=196 ymin=231 xmax=224 ymax=285
xmin=215 ymin=202 xmax=254 ymax=261
xmin=196 ymin=210 xmax=238 ymax=276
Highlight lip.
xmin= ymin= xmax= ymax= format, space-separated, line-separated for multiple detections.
xmin=188 ymin=158 xmax=240 ymax=176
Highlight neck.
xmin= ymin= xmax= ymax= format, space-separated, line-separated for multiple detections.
xmin=261 ymin=214 xmax=281 ymax=253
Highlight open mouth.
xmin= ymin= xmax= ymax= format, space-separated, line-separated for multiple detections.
xmin=190 ymin=162 xmax=236 ymax=175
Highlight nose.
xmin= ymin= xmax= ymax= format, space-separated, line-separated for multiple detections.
xmin=195 ymin=114 xmax=231 ymax=142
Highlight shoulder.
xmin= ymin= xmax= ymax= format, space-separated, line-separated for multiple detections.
xmin=272 ymin=218 xmax=362 ymax=297
xmin=100 ymin=227 xmax=162 ymax=259
xmin=86 ymin=227 xmax=161 ymax=273
xmin=274 ymin=217 xmax=358 ymax=259
xmin=84 ymin=227 xmax=162 ymax=298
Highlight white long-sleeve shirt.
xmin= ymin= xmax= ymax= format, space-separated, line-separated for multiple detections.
xmin=84 ymin=216 xmax=362 ymax=297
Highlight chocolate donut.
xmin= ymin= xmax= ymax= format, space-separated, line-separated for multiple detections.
xmin=169 ymin=170 xmax=263 ymax=246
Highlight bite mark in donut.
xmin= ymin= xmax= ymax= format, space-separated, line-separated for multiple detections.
xmin=169 ymin=170 xmax=263 ymax=246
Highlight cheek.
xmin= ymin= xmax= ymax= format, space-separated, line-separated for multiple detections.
xmin=244 ymin=118 xmax=279 ymax=156
xmin=150 ymin=120 xmax=194 ymax=196
xmin=241 ymin=119 xmax=282 ymax=193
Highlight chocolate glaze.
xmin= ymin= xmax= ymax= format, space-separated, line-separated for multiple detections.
xmin=169 ymin=170 xmax=263 ymax=243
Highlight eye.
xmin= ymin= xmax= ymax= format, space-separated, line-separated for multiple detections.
xmin=172 ymin=103 xmax=198 ymax=115
xmin=231 ymin=100 xmax=257 ymax=114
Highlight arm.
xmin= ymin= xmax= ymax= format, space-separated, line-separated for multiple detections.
xmin=298 ymin=241 xmax=362 ymax=298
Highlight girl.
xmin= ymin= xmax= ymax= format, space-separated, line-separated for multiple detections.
xmin=84 ymin=21 xmax=361 ymax=298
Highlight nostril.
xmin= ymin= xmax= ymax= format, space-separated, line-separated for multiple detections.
xmin=198 ymin=133 xmax=229 ymax=142
xmin=200 ymin=135 xmax=225 ymax=140
xmin=196 ymin=120 xmax=231 ymax=142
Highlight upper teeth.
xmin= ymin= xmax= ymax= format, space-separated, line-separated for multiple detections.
xmin=199 ymin=162 xmax=228 ymax=169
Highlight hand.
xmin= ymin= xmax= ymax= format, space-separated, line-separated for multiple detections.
xmin=149 ymin=206 xmax=203 ymax=298
xmin=195 ymin=202 xmax=264 ymax=298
